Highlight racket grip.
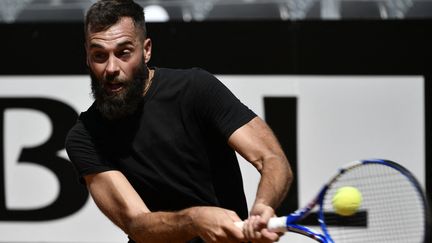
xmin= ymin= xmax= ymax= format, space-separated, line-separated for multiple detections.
xmin=234 ymin=216 xmax=287 ymax=232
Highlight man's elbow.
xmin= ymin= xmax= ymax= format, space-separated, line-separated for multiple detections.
xmin=118 ymin=211 xmax=148 ymax=240
xmin=268 ymin=154 xmax=293 ymax=186
xmin=281 ymin=155 xmax=293 ymax=183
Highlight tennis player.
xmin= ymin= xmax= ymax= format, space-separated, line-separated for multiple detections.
xmin=65 ymin=0 xmax=293 ymax=242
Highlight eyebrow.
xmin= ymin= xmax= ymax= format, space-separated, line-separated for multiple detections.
xmin=89 ymin=40 xmax=135 ymax=50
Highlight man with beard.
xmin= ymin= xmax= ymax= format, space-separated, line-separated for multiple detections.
xmin=65 ymin=0 xmax=293 ymax=243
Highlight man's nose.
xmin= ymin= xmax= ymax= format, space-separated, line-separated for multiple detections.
xmin=106 ymin=55 xmax=120 ymax=76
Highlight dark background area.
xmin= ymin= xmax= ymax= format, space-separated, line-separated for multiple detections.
xmin=1 ymin=20 xmax=431 ymax=75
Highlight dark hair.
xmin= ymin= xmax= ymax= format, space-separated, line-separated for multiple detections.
xmin=85 ymin=0 xmax=146 ymax=40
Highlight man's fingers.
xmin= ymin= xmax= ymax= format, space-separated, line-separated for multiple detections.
xmin=261 ymin=228 xmax=281 ymax=242
xmin=243 ymin=216 xmax=263 ymax=239
xmin=227 ymin=209 xmax=243 ymax=222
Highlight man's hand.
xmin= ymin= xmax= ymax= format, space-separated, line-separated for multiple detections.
xmin=187 ymin=206 xmax=245 ymax=243
xmin=242 ymin=203 xmax=281 ymax=242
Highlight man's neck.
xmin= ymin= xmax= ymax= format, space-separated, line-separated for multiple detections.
xmin=144 ymin=68 xmax=154 ymax=95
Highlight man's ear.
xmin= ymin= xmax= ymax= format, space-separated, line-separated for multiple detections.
xmin=143 ymin=38 xmax=152 ymax=64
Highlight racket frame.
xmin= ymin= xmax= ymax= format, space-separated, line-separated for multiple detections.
xmin=275 ymin=159 xmax=430 ymax=243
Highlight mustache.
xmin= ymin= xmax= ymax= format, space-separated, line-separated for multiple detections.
xmin=89 ymin=60 xmax=149 ymax=120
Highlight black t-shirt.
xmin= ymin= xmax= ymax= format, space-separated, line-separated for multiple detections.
xmin=66 ymin=67 xmax=257 ymax=240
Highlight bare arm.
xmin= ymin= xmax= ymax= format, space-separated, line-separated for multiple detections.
xmin=228 ymin=116 xmax=292 ymax=209
xmin=84 ymin=170 xmax=245 ymax=243
xmin=228 ymin=116 xmax=293 ymax=240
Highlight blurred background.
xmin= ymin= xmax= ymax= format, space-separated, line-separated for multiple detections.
xmin=0 ymin=0 xmax=432 ymax=23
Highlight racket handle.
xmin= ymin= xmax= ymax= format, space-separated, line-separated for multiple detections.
xmin=234 ymin=216 xmax=288 ymax=232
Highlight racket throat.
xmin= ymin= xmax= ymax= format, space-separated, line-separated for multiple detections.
xmin=286 ymin=224 xmax=330 ymax=243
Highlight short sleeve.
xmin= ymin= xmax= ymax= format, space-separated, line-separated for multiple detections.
xmin=65 ymin=116 xmax=117 ymax=183
xmin=192 ymin=68 xmax=257 ymax=138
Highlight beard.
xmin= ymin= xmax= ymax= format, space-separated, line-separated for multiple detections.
xmin=90 ymin=59 xmax=149 ymax=120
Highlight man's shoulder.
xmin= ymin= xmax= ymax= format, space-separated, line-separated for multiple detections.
xmin=156 ymin=67 xmax=214 ymax=81
xmin=67 ymin=103 xmax=96 ymax=134
xmin=156 ymin=66 xmax=207 ymax=74
xmin=67 ymin=102 xmax=102 ymax=138
xmin=78 ymin=102 xmax=100 ymax=123
xmin=154 ymin=67 xmax=217 ymax=96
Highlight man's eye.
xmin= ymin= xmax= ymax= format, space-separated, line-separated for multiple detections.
xmin=92 ymin=53 xmax=107 ymax=62
xmin=118 ymin=50 xmax=132 ymax=59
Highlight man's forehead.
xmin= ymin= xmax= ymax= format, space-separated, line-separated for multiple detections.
xmin=87 ymin=17 xmax=140 ymax=44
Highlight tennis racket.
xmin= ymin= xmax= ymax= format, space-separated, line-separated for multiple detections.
xmin=236 ymin=159 xmax=431 ymax=243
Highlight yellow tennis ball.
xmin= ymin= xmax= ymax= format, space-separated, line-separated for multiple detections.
xmin=332 ymin=186 xmax=362 ymax=216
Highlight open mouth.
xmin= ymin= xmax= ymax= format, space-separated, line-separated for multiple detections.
xmin=105 ymin=82 xmax=124 ymax=94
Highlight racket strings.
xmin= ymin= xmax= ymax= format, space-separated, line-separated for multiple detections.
xmin=321 ymin=163 xmax=426 ymax=243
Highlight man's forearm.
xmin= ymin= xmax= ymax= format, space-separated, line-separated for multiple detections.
xmin=125 ymin=206 xmax=245 ymax=243
xmin=126 ymin=208 xmax=197 ymax=243
xmin=254 ymin=154 xmax=293 ymax=209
